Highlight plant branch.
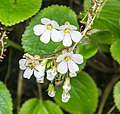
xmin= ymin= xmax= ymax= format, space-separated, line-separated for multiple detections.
xmin=37 ymin=83 xmax=43 ymax=100
xmin=97 ymin=75 xmax=120 ymax=114
xmin=9 ymin=39 xmax=23 ymax=50
xmin=17 ymin=70 xmax=24 ymax=114
xmin=0 ymin=31 xmax=7 ymax=61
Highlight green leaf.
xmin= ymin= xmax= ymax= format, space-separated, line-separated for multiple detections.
xmin=22 ymin=5 xmax=78 ymax=55
xmin=0 ymin=0 xmax=42 ymax=26
xmin=19 ymin=98 xmax=63 ymax=114
xmin=113 ymin=81 xmax=120 ymax=111
xmin=89 ymin=31 xmax=114 ymax=44
xmin=110 ymin=39 xmax=120 ymax=64
xmin=92 ymin=0 xmax=120 ymax=38
xmin=79 ymin=44 xmax=98 ymax=59
xmin=54 ymin=71 xmax=98 ymax=114
xmin=0 ymin=81 xmax=13 ymax=114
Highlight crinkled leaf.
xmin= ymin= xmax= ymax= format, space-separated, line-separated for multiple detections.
xmin=0 ymin=81 xmax=13 ymax=114
xmin=92 ymin=0 xmax=120 ymax=38
xmin=113 ymin=81 xmax=120 ymax=111
xmin=22 ymin=5 xmax=78 ymax=55
xmin=89 ymin=31 xmax=114 ymax=44
xmin=110 ymin=39 xmax=120 ymax=64
xmin=54 ymin=71 xmax=98 ymax=114
xmin=19 ymin=98 xmax=63 ymax=114
xmin=0 ymin=0 xmax=42 ymax=26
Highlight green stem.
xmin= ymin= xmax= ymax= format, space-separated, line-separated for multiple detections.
xmin=97 ymin=75 xmax=120 ymax=114
xmin=37 ymin=83 xmax=43 ymax=100
xmin=8 ymin=40 xmax=22 ymax=50
xmin=17 ymin=70 xmax=24 ymax=114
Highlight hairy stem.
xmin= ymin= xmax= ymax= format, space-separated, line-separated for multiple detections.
xmin=97 ymin=75 xmax=120 ymax=114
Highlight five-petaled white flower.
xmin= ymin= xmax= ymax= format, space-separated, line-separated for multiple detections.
xmin=33 ymin=18 xmax=62 ymax=44
xmin=62 ymin=91 xmax=71 ymax=103
xmin=47 ymin=69 xmax=57 ymax=81
xmin=19 ymin=55 xmax=45 ymax=79
xmin=59 ymin=24 xmax=83 ymax=47
xmin=56 ymin=52 xmax=83 ymax=74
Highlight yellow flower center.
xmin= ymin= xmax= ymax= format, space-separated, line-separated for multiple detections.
xmin=27 ymin=60 xmax=37 ymax=68
xmin=64 ymin=28 xmax=71 ymax=34
xmin=46 ymin=24 xmax=53 ymax=31
xmin=64 ymin=56 xmax=71 ymax=62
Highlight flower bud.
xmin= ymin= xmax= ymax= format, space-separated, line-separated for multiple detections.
xmin=62 ymin=91 xmax=70 ymax=103
xmin=48 ymin=84 xmax=56 ymax=97
xmin=63 ymin=77 xmax=71 ymax=91
xmin=47 ymin=69 xmax=57 ymax=81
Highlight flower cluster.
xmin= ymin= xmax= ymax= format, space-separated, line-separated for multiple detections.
xmin=19 ymin=18 xmax=84 ymax=103
xmin=33 ymin=18 xmax=82 ymax=47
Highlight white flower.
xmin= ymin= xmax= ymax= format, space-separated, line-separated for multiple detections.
xmin=47 ymin=69 xmax=57 ymax=81
xmin=48 ymin=84 xmax=56 ymax=97
xmin=63 ymin=78 xmax=71 ymax=91
xmin=59 ymin=24 xmax=83 ymax=47
xmin=56 ymin=52 xmax=83 ymax=74
xmin=69 ymin=72 xmax=77 ymax=77
xmin=62 ymin=91 xmax=71 ymax=103
xmin=33 ymin=18 xmax=62 ymax=44
xmin=19 ymin=55 xmax=45 ymax=79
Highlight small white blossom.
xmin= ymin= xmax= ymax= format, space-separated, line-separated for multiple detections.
xmin=56 ymin=52 xmax=83 ymax=74
xmin=69 ymin=72 xmax=77 ymax=77
xmin=59 ymin=23 xmax=83 ymax=47
xmin=63 ymin=78 xmax=71 ymax=91
xmin=48 ymin=84 xmax=56 ymax=97
xmin=47 ymin=69 xmax=57 ymax=81
xmin=19 ymin=54 xmax=45 ymax=79
xmin=33 ymin=18 xmax=62 ymax=44
xmin=62 ymin=91 xmax=71 ymax=103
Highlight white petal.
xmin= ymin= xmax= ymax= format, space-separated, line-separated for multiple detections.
xmin=23 ymin=68 xmax=33 ymax=79
xmin=71 ymin=31 xmax=82 ymax=42
xmin=40 ymin=31 xmax=50 ymax=44
xmin=68 ymin=60 xmax=79 ymax=73
xmin=59 ymin=25 xmax=77 ymax=30
xmin=59 ymin=25 xmax=68 ymax=30
xmin=33 ymin=25 xmax=46 ymax=36
xmin=51 ymin=20 xmax=59 ymax=28
xmin=56 ymin=54 xmax=65 ymax=63
xmin=19 ymin=59 xmax=27 ymax=70
xmin=63 ymin=34 xmax=72 ymax=47
xmin=34 ymin=65 xmax=45 ymax=78
xmin=41 ymin=18 xmax=51 ymax=25
xmin=57 ymin=61 xmax=68 ymax=74
xmin=68 ymin=25 xmax=77 ymax=30
xmin=72 ymin=54 xmax=83 ymax=64
xmin=51 ymin=29 xmax=63 ymax=42
xmin=69 ymin=72 xmax=77 ymax=77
